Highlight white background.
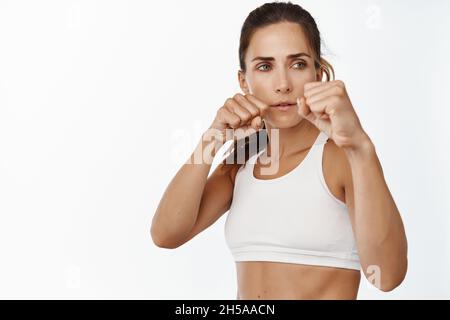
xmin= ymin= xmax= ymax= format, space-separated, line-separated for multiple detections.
xmin=0 ymin=0 xmax=449 ymax=299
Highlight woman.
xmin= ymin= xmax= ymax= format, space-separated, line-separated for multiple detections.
xmin=151 ymin=1 xmax=408 ymax=299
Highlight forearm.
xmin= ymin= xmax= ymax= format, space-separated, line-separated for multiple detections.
xmin=151 ymin=129 xmax=224 ymax=247
xmin=345 ymin=136 xmax=408 ymax=289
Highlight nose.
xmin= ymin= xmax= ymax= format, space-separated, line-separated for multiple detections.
xmin=274 ymin=70 xmax=292 ymax=94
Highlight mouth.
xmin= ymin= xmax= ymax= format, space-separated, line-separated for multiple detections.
xmin=270 ymin=102 xmax=297 ymax=111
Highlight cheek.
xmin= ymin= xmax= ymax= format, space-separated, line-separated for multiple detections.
xmin=295 ymin=68 xmax=317 ymax=82
xmin=246 ymin=76 xmax=272 ymax=98
xmin=293 ymin=71 xmax=318 ymax=95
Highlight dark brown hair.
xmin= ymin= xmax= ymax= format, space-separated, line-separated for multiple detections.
xmin=222 ymin=1 xmax=334 ymax=167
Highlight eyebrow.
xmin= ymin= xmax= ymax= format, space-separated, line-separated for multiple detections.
xmin=251 ymin=52 xmax=311 ymax=62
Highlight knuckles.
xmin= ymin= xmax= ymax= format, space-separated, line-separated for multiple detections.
xmin=230 ymin=118 xmax=241 ymax=128
xmin=241 ymin=113 xmax=251 ymax=122
xmin=225 ymin=98 xmax=234 ymax=106
xmin=333 ymin=84 xmax=345 ymax=96
xmin=219 ymin=94 xmax=269 ymax=129
xmin=335 ymin=80 xmax=345 ymax=89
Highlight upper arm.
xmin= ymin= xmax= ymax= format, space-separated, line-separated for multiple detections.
xmin=181 ymin=162 xmax=241 ymax=245
xmin=323 ymin=139 xmax=355 ymax=225
xmin=337 ymin=145 xmax=356 ymax=227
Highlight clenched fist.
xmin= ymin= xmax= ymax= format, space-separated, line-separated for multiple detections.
xmin=209 ymin=93 xmax=269 ymax=141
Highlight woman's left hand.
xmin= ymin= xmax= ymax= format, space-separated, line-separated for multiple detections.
xmin=297 ymin=80 xmax=369 ymax=151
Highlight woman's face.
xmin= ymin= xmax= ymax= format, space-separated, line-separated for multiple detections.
xmin=239 ymin=21 xmax=321 ymax=129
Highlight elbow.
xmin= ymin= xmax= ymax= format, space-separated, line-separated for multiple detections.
xmin=151 ymin=235 xmax=177 ymax=249
xmin=150 ymin=225 xmax=182 ymax=249
xmin=379 ymin=275 xmax=405 ymax=292
xmin=379 ymin=277 xmax=403 ymax=292
xmin=379 ymin=259 xmax=408 ymax=292
xmin=364 ymin=256 xmax=408 ymax=292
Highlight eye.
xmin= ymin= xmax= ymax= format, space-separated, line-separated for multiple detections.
xmin=257 ymin=64 xmax=271 ymax=72
xmin=293 ymin=61 xmax=307 ymax=69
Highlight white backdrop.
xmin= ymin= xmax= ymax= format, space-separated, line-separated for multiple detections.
xmin=0 ymin=0 xmax=449 ymax=299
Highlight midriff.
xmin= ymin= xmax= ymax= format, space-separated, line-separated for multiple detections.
xmin=236 ymin=261 xmax=361 ymax=300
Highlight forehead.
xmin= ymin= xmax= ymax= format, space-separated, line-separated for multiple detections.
xmin=246 ymin=21 xmax=312 ymax=60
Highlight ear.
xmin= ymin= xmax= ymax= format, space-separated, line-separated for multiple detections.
xmin=238 ymin=70 xmax=250 ymax=94
xmin=315 ymin=65 xmax=324 ymax=82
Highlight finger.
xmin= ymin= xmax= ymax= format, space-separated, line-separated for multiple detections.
xmin=225 ymin=99 xmax=252 ymax=125
xmin=297 ymin=97 xmax=331 ymax=134
xmin=308 ymin=95 xmax=339 ymax=117
xmin=297 ymin=96 xmax=315 ymax=123
xmin=250 ymin=115 xmax=262 ymax=130
xmin=306 ymin=84 xmax=343 ymax=106
xmin=219 ymin=107 xmax=241 ymax=129
xmin=304 ymin=81 xmax=336 ymax=98
xmin=245 ymin=94 xmax=270 ymax=117
xmin=304 ymin=81 xmax=326 ymax=92
xmin=298 ymin=96 xmax=321 ymax=118
xmin=305 ymin=80 xmax=346 ymax=98
xmin=234 ymin=94 xmax=260 ymax=118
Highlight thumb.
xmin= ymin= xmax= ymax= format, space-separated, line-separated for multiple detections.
xmin=250 ymin=115 xmax=262 ymax=130
xmin=297 ymin=96 xmax=313 ymax=121
xmin=297 ymin=96 xmax=331 ymax=134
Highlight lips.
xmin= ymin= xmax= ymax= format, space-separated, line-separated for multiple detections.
xmin=272 ymin=103 xmax=296 ymax=107
xmin=270 ymin=101 xmax=297 ymax=107
xmin=270 ymin=103 xmax=296 ymax=111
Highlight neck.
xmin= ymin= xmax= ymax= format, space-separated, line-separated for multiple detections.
xmin=264 ymin=119 xmax=320 ymax=158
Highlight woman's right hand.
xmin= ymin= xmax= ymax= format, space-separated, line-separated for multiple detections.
xmin=209 ymin=93 xmax=269 ymax=141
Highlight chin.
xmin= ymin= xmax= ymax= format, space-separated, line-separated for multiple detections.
xmin=265 ymin=115 xmax=304 ymax=129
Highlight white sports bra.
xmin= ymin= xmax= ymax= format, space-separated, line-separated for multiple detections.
xmin=224 ymin=131 xmax=360 ymax=270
